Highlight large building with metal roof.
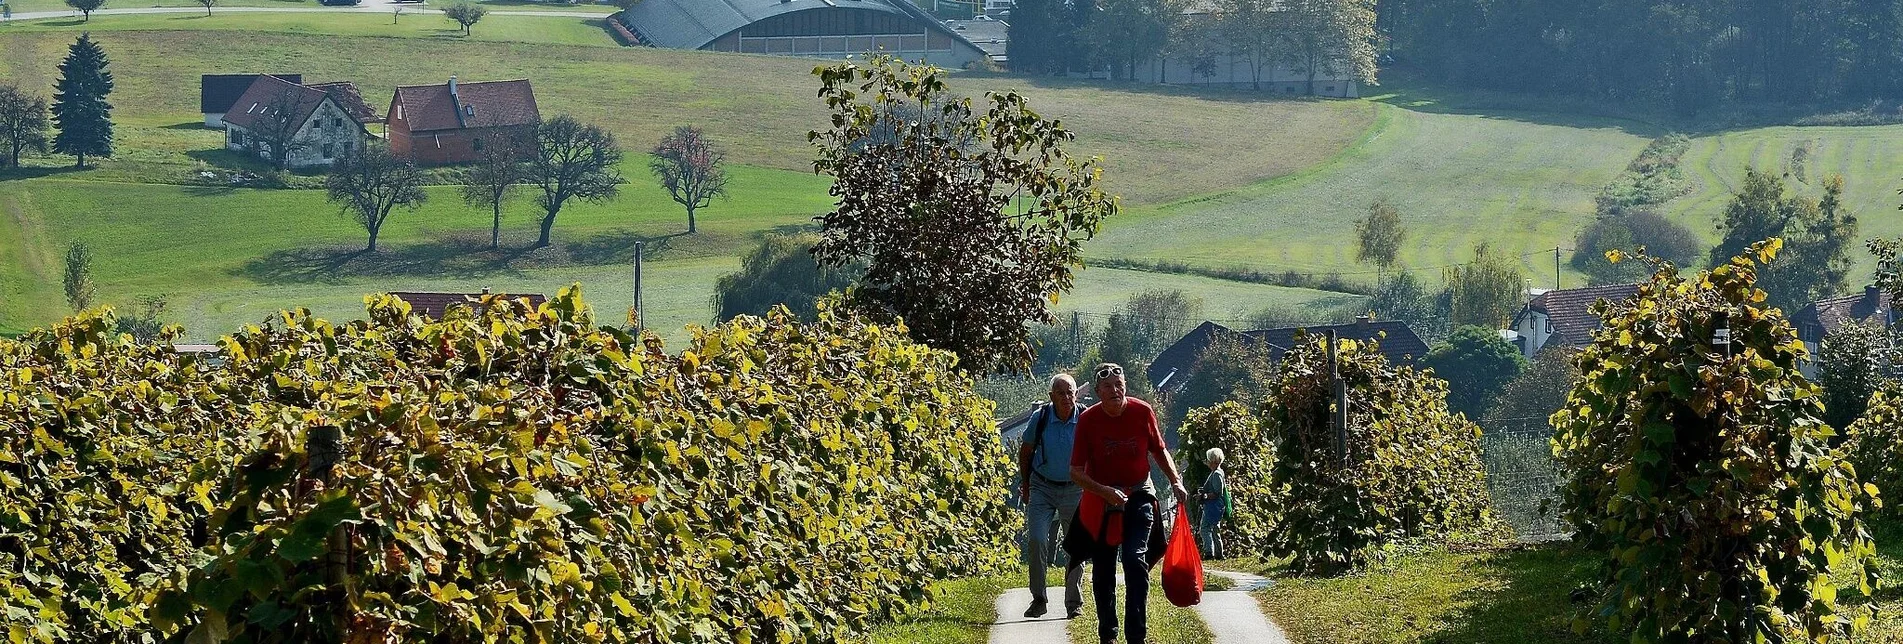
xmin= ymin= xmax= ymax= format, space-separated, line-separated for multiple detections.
xmin=618 ymin=0 xmax=989 ymax=69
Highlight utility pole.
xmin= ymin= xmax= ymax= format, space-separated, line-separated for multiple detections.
xmin=632 ymin=241 xmax=644 ymax=335
xmin=1554 ymin=246 xmax=1562 ymax=290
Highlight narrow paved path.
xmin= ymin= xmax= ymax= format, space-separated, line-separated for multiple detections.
xmin=1198 ymin=569 xmax=1290 ymax=644
xmin=988 ymin=587 xmax=1072 ymax=644
xmin=4 ymin=4 xmax=609 ymax=21
xmin=987 ymin=569 xmax=1290 ymax=644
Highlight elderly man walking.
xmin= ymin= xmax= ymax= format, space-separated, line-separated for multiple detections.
xmin=1070 ymin=363 xmax=1190 ymax=644
xmin=1019 ymin=374 xmax=1085 ymax=619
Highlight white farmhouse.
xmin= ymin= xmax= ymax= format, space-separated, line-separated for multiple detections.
xmin=219 ymin=75 xmax=378 ymax=169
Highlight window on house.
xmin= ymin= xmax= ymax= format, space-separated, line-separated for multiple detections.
xmin=1326 ymin=86 xmax=1336 ymax=93
xmin=232 ymin=130 xmax=244 ymax=145
xmin=343 ymin=141 xmax=353 ymax=155
xmin=1285 ymin=86 xmax=1295 ymax=94
xmin=333 ymin=117 xmax=343 ymax=128
xmin=322 ymin=143 xmax=334 ymax=158
xmin=473 ymin=138 xmax=484 ymax=152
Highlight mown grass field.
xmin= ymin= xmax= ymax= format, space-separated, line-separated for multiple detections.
xmin=0 ymin=17 xmax=1376 ymax=339
xmin=1251 ymin=523 xmax=1903 ymax=643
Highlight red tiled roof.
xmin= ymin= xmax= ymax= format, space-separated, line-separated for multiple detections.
xmin=307 ymin=81 xmax=380 ymax=123
xmin=1146 ymin=319 xmax=1428 ymax=393
xmin=391 ymin=79 xmax=539 ymax=133
xmin=389 ymin=291 xmax=548 ymax=320
xmin=219 ymin=74 xmax=330 ymax=131
xmin=1519 ymin=283 xmax=1641 ymax=348
xmin=1792 ymin=286 xmax=1894 ymax=342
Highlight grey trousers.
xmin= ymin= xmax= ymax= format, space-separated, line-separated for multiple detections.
xmin=1025 ymin=475 xmax=1085 ymax=608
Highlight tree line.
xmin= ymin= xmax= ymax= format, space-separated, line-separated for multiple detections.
xmin=1385 ymin=0 xmax=1903 ymax=113
xmin=1008 ymin=0 xmax=1379 ymax=93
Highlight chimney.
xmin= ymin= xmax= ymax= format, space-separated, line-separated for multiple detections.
xmin=1355 ymin=314 xmax=1371 ymax=331
xmin=448 ymin=76 xmax=458 ymax=98
xmin=1868 ymin=283 xmax=1882 ymax=302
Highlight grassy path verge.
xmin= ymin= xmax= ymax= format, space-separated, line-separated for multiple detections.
xmin=861 ymin=574 xmax=1012 ymax=644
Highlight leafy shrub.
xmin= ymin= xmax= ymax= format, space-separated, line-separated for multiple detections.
xmin=1552 ymin=242 xmax=1879 ymax=641
xmin=2 ymin=287 xmax=1015 ymax=642
xmin=1176 ymin=402 xmax=1275 ymax=556
xmin=0 ymin=311 xmax=224 ymax=642
xmin=712 ymin=232 xmax=861 ymax=323
xmin=1262 ymin=333 xmax=1499 ymax=574
xmin=1847 ymin=384 xmax=1903 ymax=522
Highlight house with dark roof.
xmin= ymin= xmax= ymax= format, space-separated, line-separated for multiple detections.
xmin=201 ymin=74 xmax=301 ymax=128
xmin=1791 ymin=285 xmax=1895 ymax=377
xmin=1145 ymin=317 xmax=1429 ymax=396
xmin=1510 ymin=283 xmax=1641 ymax=358
xmin=219 ymin=75 xmax=378 ymax=168
xmin=385 ymin=77 xmax=539 ymax=166
xmin=618 ymin=0 xmax=989 ymax=69
xmin=389 ymin=290 xmax=548 ymax=320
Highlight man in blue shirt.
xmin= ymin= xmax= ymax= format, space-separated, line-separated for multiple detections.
xmin=1018 ymin=373 xmax=1084 ymax=619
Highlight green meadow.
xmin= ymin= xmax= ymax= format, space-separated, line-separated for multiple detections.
xmin=4 ymin=10 xmax=1903 ymax=342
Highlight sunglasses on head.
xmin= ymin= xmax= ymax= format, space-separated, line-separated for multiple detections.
xmin=1095 ymin=364 xmax=1124 ymax=379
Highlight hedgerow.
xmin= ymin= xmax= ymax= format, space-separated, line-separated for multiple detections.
xmin=1176 ymin=402 xmax=1275 ymax=557
xmin=1552 ymin=242 xmax=1879 ymax=641
xmin=1261 ymin=334 xmax=1500 ymax=574
xmin=0 ymin=287 xmax=1015 ymax=643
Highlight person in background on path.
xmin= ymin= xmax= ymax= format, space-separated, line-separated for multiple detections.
xmin=1071 ymin=363 xmax=1190 ymax=644
xmin=1019 ymin=374 xmax=1085 ymax=619
xmin=1199 ymin=448 xmax=1227 ymax=560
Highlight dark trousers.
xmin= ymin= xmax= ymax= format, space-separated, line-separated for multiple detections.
xmin=1092 ymin=491 xmax=1155 ymax=644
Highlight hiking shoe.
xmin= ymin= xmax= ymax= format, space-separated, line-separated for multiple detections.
xmin=1023 ymin=599 xmax=1048 ymax=618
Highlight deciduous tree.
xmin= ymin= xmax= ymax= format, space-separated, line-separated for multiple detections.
xmin=325 ymin=144 xmax=427 ymax=252
xmin=712 ymin=233 xmax=861 ymax=322
xmin=50 ymin=34 xmax=113 ymax=168
xmin=648 ymin=126 xmax=728 ymax=234
xmin=0 ymin=85 xmax=50 ymax=168
xmin=527 ymin=116 xmax=624 ymax=248
xmin=443 ymin=1 xmax=487 ymax=36
xmin=1278 ymin=0 xmax=1379 ymax=95
xmin=1215 ymin=0 xmax=1285 ymax=90
xmin=1711 ymin=169 xmax=1856 ymax=312
xmin=1423 ymin=324 xmax=1526 ymax=419
xmin=1076 ymin=0 xmax=1182 ymax=80
xmin=243 ymin=84 xmax=318 ymax=171
xmin=809 ymin=56 xmax=1119 ymax=374
xmin=1354 ymin=198 xmax=1405 ymax=283
xmin=459 ymin=130 xmax=529 ymax=249
xmin=1817 ymin=319 xmax=1893 ymax=430
xmin=63 ymin=0 xmax=104 ymax=20
xmin=1444 ymin=242 xmax=1523 ymax=329
xmin=194 ymin=0 xmax=213 ymax=16
xmin=63 ymin=241 xmax=94 ymax=311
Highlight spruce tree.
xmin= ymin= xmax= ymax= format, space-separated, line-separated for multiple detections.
xmin=50 ymin=33 xmax=113 ymax=169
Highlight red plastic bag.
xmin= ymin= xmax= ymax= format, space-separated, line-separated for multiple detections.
xmin=1161 ymin=507 xmax=1203 ymax=607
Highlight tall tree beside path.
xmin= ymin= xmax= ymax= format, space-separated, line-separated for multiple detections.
xmin=809 ymin=56 xmax=1120 ymax=374
xmin=649 ymin=126 xmax=729 ymax=235
xmin=1279 ymin=0 xmax=1379 ymax=95
xmin=0 ymin=85 xmax=50 ymax=168
xmin=194 ymin=0 xmax=213 ymax=15
xmin=63 ymin=241 xmax=93 ymax=312
xmin=527 ymin=116 xmax=624 ymax=248
xmin=443 ymin=1 xmax=487 ymax=36
xmin=1423 ymin=324 xmax=1526 ymax=420
xmin=325 ymin=144 xmax=427 ymax=253
xmin=50 ymin=33 xmax=113 ymax=169
xmin=460 ymin=131 xmax=529 ymax=249
xmin=1354 ymin=198 xmax=1405 ymax=284
xmin=63 ymin=0 xmax=103 ymax=20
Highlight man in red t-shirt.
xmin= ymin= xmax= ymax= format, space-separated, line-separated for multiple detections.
xmin=1069 ymin=362 xmax=1189 ymax=644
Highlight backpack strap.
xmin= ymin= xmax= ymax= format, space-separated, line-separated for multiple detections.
xmin=1030 ymin=404 xmax=1052 ymax=468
